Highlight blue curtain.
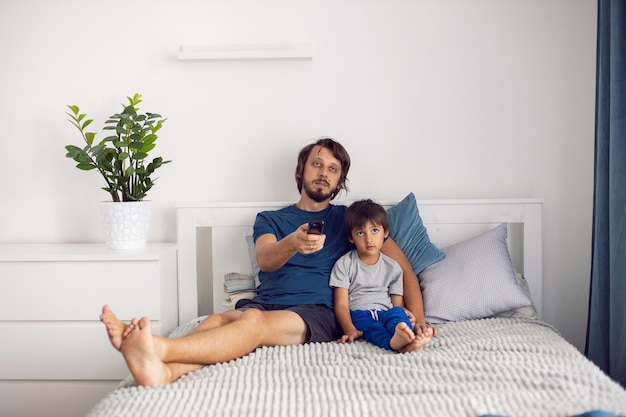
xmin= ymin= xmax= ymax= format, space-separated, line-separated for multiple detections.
xmin=585 ymin=0 xmax=626 ymax=388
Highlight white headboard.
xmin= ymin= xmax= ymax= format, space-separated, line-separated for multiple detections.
xmin=176 ymin=198 xmax=543 ymax=325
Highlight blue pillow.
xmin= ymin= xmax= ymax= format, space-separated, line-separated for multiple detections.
xmin=386 ymin=193 xmax=445 ymax=274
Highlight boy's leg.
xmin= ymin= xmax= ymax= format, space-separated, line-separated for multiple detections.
xmin=389 ymin=322 xmax=416 ymax=351
xmin=380 ymin=306 xmax=414 ymax=334
xmin=381 ymin=307 xmax=433 ymax=353
xmin=397 ymin=326 xmax=433 ymax=353
xmin=351 ymin=310 xmax=395 ymax=350
xmin=380 ymin=307 xmax=416 ymax=351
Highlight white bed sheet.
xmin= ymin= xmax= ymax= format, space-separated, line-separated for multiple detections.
xmin=87 ymin=317 xmax=626 ymax=417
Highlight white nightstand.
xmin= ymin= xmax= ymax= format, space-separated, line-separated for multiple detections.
xmin=0 ymin=243 xmax=178 ymax=417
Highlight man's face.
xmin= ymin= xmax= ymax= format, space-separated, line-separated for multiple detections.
xmin=301 ymin=145 xmax=342 ymax=203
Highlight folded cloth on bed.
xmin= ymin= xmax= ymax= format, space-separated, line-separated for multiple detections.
xmin=225 ymin=290 xmax=256 ymax=305
xmin=223 ymin=272 xmax=256 ymax=292
xmin=87 ymin=318 xmax=626 ymax=417
xmin=222 ymin=272 xmax=256 ymax=311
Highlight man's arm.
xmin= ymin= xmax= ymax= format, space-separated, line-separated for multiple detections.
xmin=255 ymin=224 xmax=326 ymax=272
xmin=382 ymin=237 xmax=438 ymax=336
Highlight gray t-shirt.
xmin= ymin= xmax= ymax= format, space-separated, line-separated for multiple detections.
xmin=329 ymin=250 xmax=404 ymax=311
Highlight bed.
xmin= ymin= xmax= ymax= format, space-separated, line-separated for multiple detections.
xmin=87 ymin=195 xmax=626 ymax=417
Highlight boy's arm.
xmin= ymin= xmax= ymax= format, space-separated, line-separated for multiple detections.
xmin=390 ymin=294 xmax=405 ymax=308
xmin=333 ymin=287 xmax=362 ymax=343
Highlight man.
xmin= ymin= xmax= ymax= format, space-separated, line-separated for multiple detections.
xmin=101 ymin=137 xmax=434 ymax=387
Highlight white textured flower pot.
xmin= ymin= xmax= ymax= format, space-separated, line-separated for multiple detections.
xmin=100 ymin=201 xmax=151 ymax=250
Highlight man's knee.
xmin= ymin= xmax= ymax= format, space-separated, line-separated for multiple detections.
xmin=239 ymin=308 xmax=266 ymax=327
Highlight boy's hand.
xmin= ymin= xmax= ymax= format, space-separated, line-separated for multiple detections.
xmin=338 ymin=329 xmax=363 ymax=344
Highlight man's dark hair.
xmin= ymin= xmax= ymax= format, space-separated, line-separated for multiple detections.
xmin=295 ymin=137 xmax=351 ymax=200
xmin=344 ymin=199 xmax=388 ymax=238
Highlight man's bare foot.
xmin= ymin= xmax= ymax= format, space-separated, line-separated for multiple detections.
xmin=121 ymin=316 xmax=171 ymax=387
xmin=398 ymin=326 xmax=433 ymax=353
xmin=390 ymin=322 xmax=416 ymax=351
xmin=100 ymin=305 xmax=134 ymax=351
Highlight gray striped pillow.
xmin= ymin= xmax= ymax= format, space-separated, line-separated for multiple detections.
xmin=419 ymin=224 xmax=533 ymax=324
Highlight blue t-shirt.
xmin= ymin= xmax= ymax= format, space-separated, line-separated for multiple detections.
xmin=252 ymin=204 xmax=354 ymax=307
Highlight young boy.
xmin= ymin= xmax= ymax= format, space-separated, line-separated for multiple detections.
xmin=330 ymin=199 xmax=433 ymax=353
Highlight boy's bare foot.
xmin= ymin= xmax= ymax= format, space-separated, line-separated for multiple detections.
xmin=398 ymin=326 xmax=433 ymax=353
xmin=390 ymin=322 xmax=416 ymax=351
xmin=121 ymin=316 xmax=171 ymax=387
xmin=100 ymin=305 xmax=134 ymax=351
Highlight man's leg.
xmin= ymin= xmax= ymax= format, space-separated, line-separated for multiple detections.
xmin=100 ymin=305 xmax=131 ymax=351
xmin=109 ymin=306 xmax=309 ymax=386
xmin=188 ymin=309 xmax=245 ymax=334
xmin=100 ymin=305 xmax=243 ymax=351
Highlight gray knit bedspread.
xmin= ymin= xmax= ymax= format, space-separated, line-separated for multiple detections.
xmin=87 ymin=318 xmax=626 ymax=417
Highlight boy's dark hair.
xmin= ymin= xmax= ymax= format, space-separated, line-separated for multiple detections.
xmin=344 ymin=199 xmax=388 ymax=238
xmin=295 ymin=137 xmax=351 ymax=200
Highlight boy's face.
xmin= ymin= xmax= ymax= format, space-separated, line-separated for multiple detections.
xmin=349 ymin=220 xmax=389 ymax=261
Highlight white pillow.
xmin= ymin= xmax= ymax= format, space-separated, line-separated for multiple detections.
xmin=419 ymin=224 xmax=533 ymax=324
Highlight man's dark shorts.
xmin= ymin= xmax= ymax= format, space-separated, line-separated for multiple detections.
xmin=235 ymin=299 xmax=343 ymax=343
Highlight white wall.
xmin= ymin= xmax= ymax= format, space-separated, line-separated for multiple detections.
xmin=0 ymin=0 xmax=597 ymax=352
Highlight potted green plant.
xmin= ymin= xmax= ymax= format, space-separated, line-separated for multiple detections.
xmin=65 ymin=93 xmax=170 ymax=249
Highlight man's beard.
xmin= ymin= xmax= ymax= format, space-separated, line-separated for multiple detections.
xmin=303 ymin=181 xmax=333 ymax=202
